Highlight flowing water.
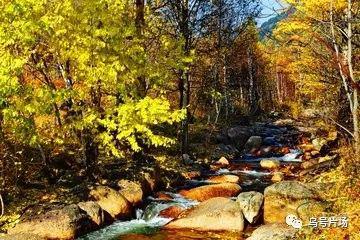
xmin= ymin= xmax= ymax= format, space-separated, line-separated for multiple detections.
xmin=78 ymin=124 xmax=302 ymax=240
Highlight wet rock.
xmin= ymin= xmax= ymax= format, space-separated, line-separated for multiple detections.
xmin=154 ymin=192 xmax=173 ymax=201
xmin=78 ymin=201 xmax=106 ymax=226
xmin=215 ymin=156 xmax=229 ymax=166
xmin=8 ymin=204 xmax=93 ymax=240
xmin=207 ymin=175 xmax=239 ymax=184
xmin=236 ymin=191 xmax=264 ymax=224
xmin=260 ymin=159 xmax=280 ymax=169
xmin=159 ymin=205 xmax=185 ymax=219
xmin=264 ymin=181 xmax=323 ymax=224
xmin=244 ymin=136 xmax=262 ymax=151
xmin=90 ymin=186 xmax=132 ymax=219
xmin=165 ymin=197 xmax=244 ymax=232
xmin=271 ymin=172 xmax=284 ymax=182
xmin=247 ymin=223 xmax=297 ymax=240
xmin=179 ymin=183 xmax=241 ymax=202
xmin=118 ymin=180 xmax=143 ymax=206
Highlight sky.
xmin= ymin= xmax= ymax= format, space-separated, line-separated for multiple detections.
xmin=257 ymin=0 xmax=286 ymax=25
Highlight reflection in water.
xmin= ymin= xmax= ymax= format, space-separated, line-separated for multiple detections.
xmin=119 ymin=229 xmax=245 ymax=240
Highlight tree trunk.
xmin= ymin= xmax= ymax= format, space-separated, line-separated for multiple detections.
xmin=346 ymin=0 xmax=359 ymax=154
xmin=81 ymin=130 xmax=99 ymax=178
xmin=135 ymin=0 xmax=145 ymax=36
xmin=179 ymin=0 xmax=190 ymax=154
xmin=180 ymin=69 xmax=190 ymax=154
xmin=135 ymin=0 xmax=148 ymax=98
xmin=247 ymin=49 xmax=257 ymax=114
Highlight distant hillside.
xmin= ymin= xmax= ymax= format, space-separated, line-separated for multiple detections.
xmin=259 ymin=10 xmax=291 ymax=39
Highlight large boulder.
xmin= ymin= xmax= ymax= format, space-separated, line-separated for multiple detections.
xmin=90 ymin=186 xmax=132 ymax=219
xmin=247 ymin=223 xmax=297 ymax=240
xmin=165 ymin=197 xmax=244 ymax=232
xmin=264 ymin=181 xmax=324 ymax=224
xmin=244 ymin=136 xmax=262 ymax=151
xmin=207 ymin=175 xmax=239 ymax=184
xmin=117 ymin=180 xmax=143 ymax=206
xmin=227 ymin=126 xmax=251 ymax=150
xmin=8 ymin=204 xmax=93 ymax=240
xmin=179 ymin=183 xmax=241 ymax=202
xmin=260 ymin=159 xmax=280 ymax=169
xmin=77 ymin=201 xmax=106 ymax=226
xmin=236 ymin=191 xmax=263 ymax=224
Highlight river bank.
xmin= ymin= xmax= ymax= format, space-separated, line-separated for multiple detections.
xmin=0 ymin=117 xmax=353 ymax=240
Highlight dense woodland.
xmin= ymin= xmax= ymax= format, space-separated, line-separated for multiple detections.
xmin=0 ymin=0 xmax=359 ymax=239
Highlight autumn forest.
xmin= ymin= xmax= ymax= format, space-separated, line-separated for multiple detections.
xmin=0 ymin=0 xmax=359 ymax=239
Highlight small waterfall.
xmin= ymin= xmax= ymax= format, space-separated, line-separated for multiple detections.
xmin=77 ymin=193 xmax=198 ymax=240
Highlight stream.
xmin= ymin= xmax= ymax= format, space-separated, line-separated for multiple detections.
xmin=78 ymin=123 xmax=303 ymax=240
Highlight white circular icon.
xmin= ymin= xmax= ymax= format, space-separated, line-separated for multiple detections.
xmin=285 ymin=214 xmax=303 ymax=229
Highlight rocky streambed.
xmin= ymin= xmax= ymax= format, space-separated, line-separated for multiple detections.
xmin=3 ymin=119 xmax=339 ymax=240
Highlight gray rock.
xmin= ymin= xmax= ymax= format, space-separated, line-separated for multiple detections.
xmin=118 ymin=179 xmax=143 ymax=206
xmin=264 ymin=181 xmax=324 ymax=224
xmin=236 ymin=191 xmax=264 ymax=224
xmin=90 ymin=186 xmax=132 ymax=219
xmin=8 ymin=204 xmax=93 ymax=239
xmin=227 ymin=127 xmax=251 ymax=150
xmin=78 ymin=201 xmax=106 ymax=226
xmin=244 ymin=136 xmax=262 ymax=150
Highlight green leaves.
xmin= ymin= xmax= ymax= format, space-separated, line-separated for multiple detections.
xmin=0 ymin=0 xmax=186 ymax=160
xmin=97 ymin=97 xmax=185 ymax=158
